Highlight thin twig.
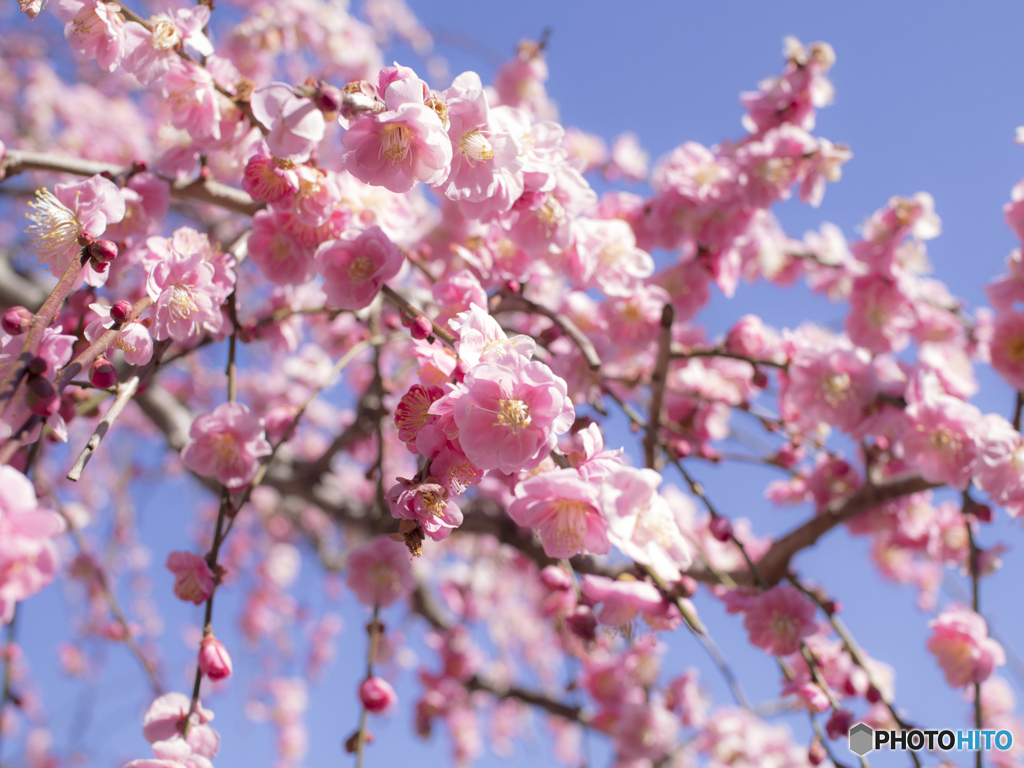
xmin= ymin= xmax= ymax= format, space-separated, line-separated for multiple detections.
xmin=644 ymin=304 xmax=674 ymax=468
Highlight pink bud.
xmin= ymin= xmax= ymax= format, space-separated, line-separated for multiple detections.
xmin=751 ymin=369 xmax=769 ymax=388
xmin=972 ymin=503 xmax=993 ymax=523
xmin=198 ymin=635 xmax=233 ymax=681
xmin=91 ymin=358 xmax=117 ymax=389
xmin=725 ymin=314 xmax=766 ymax=358
xmin=77 ymin=231 xmax=95 ymax=247
xmin=87 ymin=239 xmax=118 ymax=263
xmin=709 ymin=516 xmax=733 ymax=543
xmin=565 ymin=605 xmax=597 ymax=642
xmin=866 ymin=685 xmax=882 ymax=704
xmin=110 ymin=300 xmax=133 ymax=323
xmin=410 ymin=316 xmax=433 ymax=340
xmin=675 ymin=575 xmax=698 ymax=598
xmin=808 ymin=739 xmax=827 ymax=765
xmin=313 ymin=81 xmax=342 ymax=113
xmin=453 ymin=359 xmax=470 ymax=384
xmin=358 ymin=676 xmax=397 ymax=714
xmin=825 ymin=708 xmax=854 ymax=740
xmin=27 ymin=378 xmax=59 ymax=417
xmin=59 ymin=393 xmax=77 ymax=424
xmin=2 ymin=306 xmax=32 ymax=335
xmin=27 ymin=356 xmax=48 ymax=376
xmin=539 ymin=565 xmax=573 ymax=592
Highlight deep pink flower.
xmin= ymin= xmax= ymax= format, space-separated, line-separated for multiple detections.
xmin=0 ymin=466 xmax=65 ymax=623
xmin=927 ymin=606 xmax=1005 ymax=688
xmin=250 ymin=84 xmax=326 ymax=163
xmin=385 ymin=479 xmax=463 ymax=541
xmin=242 ymin=144 xmax=300 ymax=205
xmin=508 ymin=469 xmax=609 ymax=559
xmin=180 ymin=403 xmax=272 ymax=489
xmin=248 ymin=210 xmax=317 ymax=286
xmin=359 ymin=676 xmax=398 ymax=713
xmin=454 ymin=353 xmax=574 ymax=474
xmin=58 ymin=0 xmax=128 ymax=72
xmin=742 ymin=585 xmax=817 ymax=656
xmin=165 ymin=551 xmax=215 ymax=605
xmin=345 ymin=536 xmax=414 ymax=607
xmin=315 ymin=226 xmax=403 ymax=310
xmin=25 ymin=175 xmax=125 ymax=274
xmin=341 ymin=72 xmax=452 ymax=193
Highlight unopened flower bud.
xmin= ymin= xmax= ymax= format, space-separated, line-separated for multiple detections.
xmin=539 ymin=565 xmax=573 ymax=592
xmin=77 ymin=231 xmax=95 ymax=247
xmin=59 ymin=393 xmax=78 ymax=424
xmin=565 ymin=605 xmax=597 ymax=642
xmin=27 ymin=356 xmax=49 ymax=376
xmin=825 ymin=709 xmax=854 ymax=740
xmin=709 ymin=516 xmax=733 ymax=542
xmin=410 ymin=316 xmax=433 ymax=340
xmin=2 ymin=306 xmax=32 ymax=335
xmin=972 ymin=503 xmax=993 ymax=523
xmin=865 ymin=685 xmax=882 ymax=704
xmin=110 ymin=300 xmax=133 ymax=323
xmin=453 ymin=359 xmax=470 ymax=384
xmin=751 ymin=369 xmax=769 ymax=388
xmin=313 ymin=81 xmax=342 ymax=113
xmin=808 ymin=739 xmax=827 ymax=765
xmin=27 ymin=377 xmax=59 ymax=417
xmin=87 ymin=239 xmax=118 ymax=263
xmin=91 ymin=358 xmax=117 ymax=389
xmin=198 ymin=635 xmax=233 ymax=681
xmin=358 ymin=676 xmax=397 ymax=713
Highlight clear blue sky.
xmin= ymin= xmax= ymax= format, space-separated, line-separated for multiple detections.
xmin=6 ymin=2 xmax=1024 ymax=767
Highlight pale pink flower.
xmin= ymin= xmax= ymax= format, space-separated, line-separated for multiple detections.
xmin=385 ymin=479 xmax=463 ymax=541
xmin=142 ymin=692 xmax=218 ymax=762
xmin=508 ymin=469 xmax=609 ymax=559
xmin=449 ymin=303 xmax=536 ymax=368
xmin=430 ymin=445 xmax=483 ymax=496
xmin=665 ymin=670 xmax=709 ymax=727
xmin=84 ymin=304 xmax=154 ymax=365
xmin=0 ymin=466 xmax=65 ymax=623
xmin=250 ymin=84 xmax=326 ymax=163
xmin=976 ymin=414 xmax=1024 ymax=515
xmin=602 ymin=466 xmax=692 ymax=581
xmin=989 ymin=310 xmax=1024 ymax=391
xmin=900 ymin=373 xmax=982 ymax=491
xmin=146 ymin=250 xmax=222 ymax=342
xmin=315 ymin=226 xmax=403 ymax=310
xmin=580 ymin=574 xmax=666 ymax=626
xmin=180 ymin=403 xmax=272 ymax=489
xmin=162 ymin=59 xmax=223 ymax=146
xmin=568 ymin=217 xmax=654 ymax=297
xmin=58 ymin=0 xmax=128 ymax=72
xmin=453 ymin=353 xmax=574 ymax=474
xmin=784 ymin=344 xmax=876 ymax=433
xmin=927 ymin=606 xmax=1005 ymax=688
xmin=607 ymin=131 xmax=649 ymax=182
xmin=25 ymin=176 xmax=125 ymax=274
xmin=846 ymin=274 xmax=915 ymax=353
xmin=345 ymin=536 xmax=414 ymax=607
xmin=439 ymin=72 xmax=524 ymax=218
xmin=564 ymin=422 xmax=623 ymax=481
xmin=123 ymin=7 xmax=213 ymax=86
xmin=742 ymin=585 xmax=817 ymax=656
xmin=248 ymin=210 xmax=317 ymax=286
xmin=18 ymin=0 xmax=42 ymax=19
xmin=359 ymin=676 xmax=398 ymax=713
xmin=341 ymin=71 xmax=452 ymax=193
xmin=165 ymin=551 xmax=215 ymax=605
xmin=612 ymin=702 xmax=679 ymax=762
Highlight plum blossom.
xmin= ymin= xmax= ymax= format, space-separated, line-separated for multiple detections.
xmin=25 ymin=176 xmax=125 ymax=275
xmin=976 ymin=414 xmax=1024 ymax=515
xmin=122 ymin=7 xmax=213 ymax=86
xmin=140 ymin=692 xmax=219 ymax=766
xmin=784 ymin=343 xmax=876 ymax=432
xmin=927 ymin=606 xmax=1005 ymax=688
xmin=741 ymin=585 xmax=817 ymax=656
xmin=453 ymin=353 xmax=574 ymax=474
xmin=341 ymin=70 xmax=452 ymax=193
xmin=346 ymin=536 xmax=414 ymax=607
xmin=165 ymin=551 xmax=215 ymax=605
xmin=386 ymin=479 xmax=463 ymax=542
xmin=250 ymin=84 xmax=327 ymax=163
xmin=146 ymin=249 xmax=223 ymax=342
xmin=0 ymin=467 xmax=65 ymax=623
xmin=449 ymin=304 xmax=536 ymax=367
xmin=181 ymin=403 xmax=272 ymax=489
xmin=508 ymin=469 xmax=609 ymax=559
xmin=315 ymin=226 xmax=404 ymax=310
xmin=84 ymin=304 xmax=154 ymax=365
xmin=58 ymin=0 xmax=128 ymax=72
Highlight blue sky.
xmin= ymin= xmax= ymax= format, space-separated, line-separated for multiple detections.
xmin=6 ymin=2 xmax=1024 ymax=767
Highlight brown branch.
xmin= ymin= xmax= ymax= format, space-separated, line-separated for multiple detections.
xmin=644 ymin=304 xmax=674 ymax=468
xmin=380 ymin=284 xmax=457 ymax=348
xmin=0 ymin=150 xmax=264 ymax=218
xmin=670 ymin=343 xmax=787 ymax=370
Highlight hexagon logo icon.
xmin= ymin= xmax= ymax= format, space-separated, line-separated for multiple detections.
xmin=849 ymin=722 xmax=874 ymax=756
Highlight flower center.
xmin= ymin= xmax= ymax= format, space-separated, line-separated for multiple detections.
xmin=150 ymin=14 xmax=182 ymax=51
xmin=537 ymin=195 xmax=566 ymax=233
xmin=381 ymin=124 xmax=413 ymax=165
xmin=496 ymin=399 xmax=531 ymax=431
xmin=209 ymin=432 xmax=241 ymax=466
xmin=550 ymin=500 xmax=591 ymax=552
xmin=1006 ymin=333 xmax=1024 ymax=363
xmin=26 ymin=188 xmax=81 ymax=258
xmin=168 ymin=284 xmax=199 ymax=321
xmin=820 ymin=372 xmax=851 ymax=407
xmin=348 ymin=255 xmax=376 ymax=281
xmin=419 ymin=490 xmax=447 ymax=517
xmin=460 ymin=131 xmax=495 ymax=163
xmin=930 ymin=426 xmax=961 ymax=453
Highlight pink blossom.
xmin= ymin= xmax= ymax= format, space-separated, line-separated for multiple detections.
xmin=161 ymin=59 xmax=223 ymax=147
xmin=315 ymin=226 xmax=403 ymax=310
xmin=580 ymin=574 xmax=665 ymax=626
xmin=146 ymin=249 xmax=222 ymax=342
xmin=784 ymin=344 xmax=876 ymax=433
xmin=165 ymin=551 xmax=215 ymax=605
xmin=846 ymin=274 xmax=915 ymax=353
xmin=430 ymin=445 xmax=483 ymax=496
xmin=84 ymin=303 xmax=153 ymax=366
xmin=607 ymin=131 xmax=649 ymax=182
xmin=989 ymin=310 xmax=1024 ymax=391
xmin=927 ymin=606 xmax=1005 ymax=688
xmin=341 ymin=72 xmax=452 ymax=193
xmin=612 ymin=702 xmax=679 ymax=762
xmin=453 ymin=353 xmax=574 ymax=474
xmin=508 ymin=469 xmax=609 ymax=559
xmin=123 ymin=7 xmax=213 ymax=86
xmin=345 ymin=536 xmax=414 ymax=607
xmin=142 ymin=692 xmax=218 ymax=762
xmin=25 ymin=176 xmax=125 ymax=274
xmin=385 ymin=479 xmax=463 ymax=541
xmin=250 ymin=84 xmax=327 ymax=163
xmin=198 ymin=635 xmax=232 ymax=681
xmin=0 ymin=467 xmax=65 ymax=622
xmin=248 ymin=210 xmax=317 ymax=286
xmin=564 ymin=422 xmax=623 ymax=481
xmin=568 ymin=217 xmax=654 ymax=297
xmin=359 ymin=676 xmax=398 ymax=713
xmin=242 ymin=145 xmax=300 ymax=205
xmin=58 ymin=0 xmax=128 ymax=72
xmin=900 ymin=373 xmax=982 ymax=491
xmin=976 ymin=415 xmax=1024 ymax=515
xmin=180 ymin=403 xmax=272 ymax=489
xmin=741 ymin=585 xmax=817 ymax=656
xmin=449 ymin=303 xmax=536 ymax=368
